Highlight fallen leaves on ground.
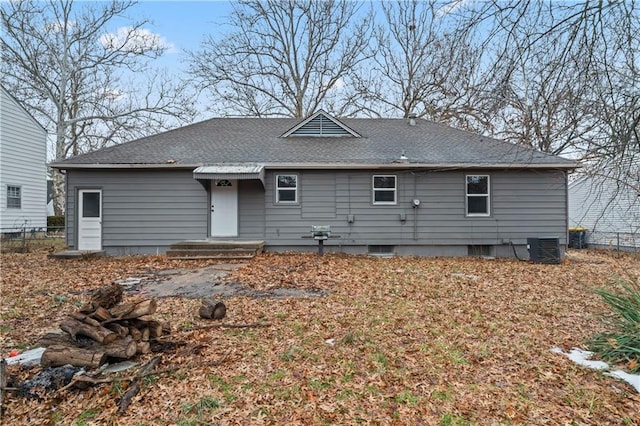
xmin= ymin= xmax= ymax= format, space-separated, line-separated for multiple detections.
xmin=1 ymin=249 xmax=639 ymax=425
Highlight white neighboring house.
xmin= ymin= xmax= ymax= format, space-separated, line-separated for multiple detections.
xmin=0 ymin=85 xmax=48 ymax=234
xmin=568 ymin=170 xmax=639 ymax=250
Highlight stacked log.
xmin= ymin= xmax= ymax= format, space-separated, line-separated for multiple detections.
xmin=39 ymin=285 xmax=169 ymax=369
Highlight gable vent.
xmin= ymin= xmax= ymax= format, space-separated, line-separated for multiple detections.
xmin=281 ymin=110 xmax=361 ymax=138
xmin=292 ymin=115 xmax=350 ymax=136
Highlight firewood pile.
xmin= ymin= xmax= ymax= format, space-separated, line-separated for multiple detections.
xmin=37 ymin=283 xmax=170 ymax=369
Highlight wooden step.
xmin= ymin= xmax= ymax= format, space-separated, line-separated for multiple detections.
xmin=166 ymin=248 xmax=257 ymax=260
xmin=169 ymin=240 xmax=264 ymax=251
xmin=166 ymin=240 xmax=264 ymax=260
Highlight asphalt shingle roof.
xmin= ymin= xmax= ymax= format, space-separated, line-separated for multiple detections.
xmin=51 ymin=117 xmax=576 ymax=169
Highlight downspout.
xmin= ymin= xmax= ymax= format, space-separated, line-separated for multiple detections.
xmin=413 ymin=173 xmax=418 ymax=240
xmin=564 ymin=171 xmax=569 ymax=257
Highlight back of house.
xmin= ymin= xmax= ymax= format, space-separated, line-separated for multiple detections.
xmin=51 ymin=111 xmax=577 ymax=260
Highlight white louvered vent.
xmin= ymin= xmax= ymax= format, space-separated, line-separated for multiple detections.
xmin=283 ymin=111 xmax=360 ymax=138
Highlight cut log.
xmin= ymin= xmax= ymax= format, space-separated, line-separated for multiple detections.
xmin=136 ymin=341 xmax=151 ymax=354
xmin=148 ymin=321 xmax=163 ymax=338
xmin=141 ymin=327 xmax=150 ymax=342
xmin=60 ymin=317 xmax=117 ymax=344
xmin=39 ymin=332 xmax=88 ymax=348
xmin=70 ymin=312 xmax=102 ymax=327
xmin=80 ymin=283 xmax=123 ymax=313
xmin=199 ymin=300 xmax=226 ymax=320
xmin=91 ymin=306 xmax=113 ymax=322
xmin=90 ymin=283 xmax=123 ymax=309
xmin=101 ymin=337 xmax=137 ymax=359
xmin=131 ymin=319 xmax=163 ymax=338
xmin=109 ymin=299 xmax=157 ymax=320
xmin=129 ymin=327 xmax=142 ymax=341
xmin=161 ymin=321 xmax=171 ymax=335
xmin=41 ymin=345 xmax=107 ymax=369
xmin=106 ymin=323 xmax=129 ymax=337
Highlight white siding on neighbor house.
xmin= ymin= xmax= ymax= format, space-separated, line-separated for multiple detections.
xmin=0 ymin=87 xmax=47 ymax=232
xmin=569 ymin=175 xmax=639 ymax=248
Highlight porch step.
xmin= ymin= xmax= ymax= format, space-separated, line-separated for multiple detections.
xmin=166 ymin=240 xmax=264 ymax=260
xmin=48 ymin=250 xmax=106 ymax=260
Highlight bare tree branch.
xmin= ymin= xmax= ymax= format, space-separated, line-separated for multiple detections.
xmin=187 ymin=0 xmax=373 ymax=118
xmin=1 ymin=0 xmax=196 ymax=215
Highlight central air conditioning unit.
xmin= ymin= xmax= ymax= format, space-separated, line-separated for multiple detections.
xmin=527 ymin=237 xmax=561 ymax=264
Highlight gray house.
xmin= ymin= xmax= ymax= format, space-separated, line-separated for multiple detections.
xmin=50 ymin=111 xmax=576 ymax=258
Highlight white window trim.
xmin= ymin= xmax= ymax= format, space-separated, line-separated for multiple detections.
xmin=7 ymin=185 xmax=21 ymax=209
xmin=275 ymin=174 xmax=298 ymax=204
xmin=372 ymin=175 xmax=397 ymax=205
xmin=466 ymin=175 xmax=490 ymax=217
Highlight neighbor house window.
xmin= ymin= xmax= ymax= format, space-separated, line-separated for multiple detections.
xmin=373 ymin=175 xmax=397 ymax=204
xmin=7 ymin=186 xmax=21 ymax=209
xmin=276 ymin=175 xmax=297 ymax=203
xmin=466 ymin=175 xmax=490 ymax=216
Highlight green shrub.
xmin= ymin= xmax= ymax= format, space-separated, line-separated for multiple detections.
xmin=589 ymin=278 xmax=640 ymax=372
xmin=47 ymin=215 xmax=65 ymax=228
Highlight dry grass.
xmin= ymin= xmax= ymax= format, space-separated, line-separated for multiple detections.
xmin=1 ymin=249 xmax=639 ymax=425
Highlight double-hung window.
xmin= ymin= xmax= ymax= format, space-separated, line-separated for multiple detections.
xmin=466 ymin=175 xmax=490 ymax=216
xmin=7 ymin=185 xmax=21 ymax=209
xmin=373 ymin=175 xmax=397 ymax=204
xmin=276 ymin=175 xmax=297 ymax=203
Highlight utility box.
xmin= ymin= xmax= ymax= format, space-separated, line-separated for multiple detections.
xmin=527 ymin=237 xmax=561 ymax=264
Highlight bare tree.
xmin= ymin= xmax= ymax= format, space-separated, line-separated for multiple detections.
xmin=188 ymin=0 xmax=373 ymax=118
xmin=353 ymin=0 xmax=488 ymax=130
xmin=452 ymin=1 xmax=638 ymax=160
xmin=1 ymin=0 xmax=196 ymax=215
xmin=484 ymin=31 xmax=595 ymax=156
xmin=450 ymin=0 xmax=639 ymax=237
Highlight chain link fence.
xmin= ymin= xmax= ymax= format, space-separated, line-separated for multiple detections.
xmin=1 ymin=225 xmax=65 ymax=253
xmin=587 ymin=231 xmax=638 ymax=252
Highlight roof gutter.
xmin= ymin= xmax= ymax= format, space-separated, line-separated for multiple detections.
xmin=48 ymin=163 xmax=201 ymax=170
xmin=50 ymin=161 xmax=578 ymax=171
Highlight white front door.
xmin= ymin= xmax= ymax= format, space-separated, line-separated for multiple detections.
xmin=211 ymin=180 xmax=238 ymax=237
xmin=78 ymin=189 xmax=102 ymax=250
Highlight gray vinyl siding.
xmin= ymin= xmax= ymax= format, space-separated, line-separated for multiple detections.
xmin=66 ymin=170 xmax=208 ymax=252
xmin=238 ymin=180 xmax=266 ymax=239
xmin=0 ymin=87 xmax=47 ymax=231
xmin=264 ymin=169 xmax=568 ymax=248
xmin=65 ymin=167 xmax=568 ymax=256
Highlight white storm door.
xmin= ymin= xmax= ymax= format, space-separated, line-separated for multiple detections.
xmin=211 ymin=180 xmax=238 ymax=237
xmin=78 ymin=189 xmax=102 ymax=250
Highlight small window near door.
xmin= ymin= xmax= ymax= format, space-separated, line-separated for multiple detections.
xmin=82 ymin=192 xmax=100 ymax=217
xmin=373 ymin=175 xmax=397 ymax=204
xmin=276 ymin=175 xmax=297 ymax=203
xmin=216 ymin=179 xmax=232 ymax=187
xmin=466 ymin=175 xmax=490 ymax=216
xmin=7 ymin=185 xmax=21 ymax=208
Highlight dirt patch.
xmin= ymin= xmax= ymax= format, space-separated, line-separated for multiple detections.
xmin=118 ymin=264 xmax=329 ymax=299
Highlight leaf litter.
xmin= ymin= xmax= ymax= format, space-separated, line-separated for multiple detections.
xmin=0 ymin=249 xmax=639 ymax=424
